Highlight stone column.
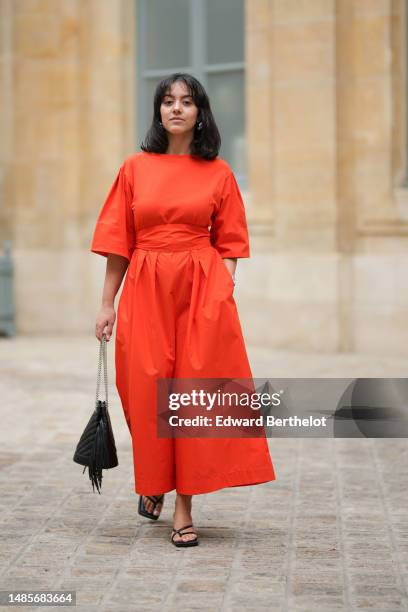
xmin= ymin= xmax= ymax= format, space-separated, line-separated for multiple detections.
xmin=8 ymin=0 xmax=135 ymax=334
xmin=337 ymin=0 xmax=408 ymax=354
xmin=244 ymin=0 xmax=339 ymax=351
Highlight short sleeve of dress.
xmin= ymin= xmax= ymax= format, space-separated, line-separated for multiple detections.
xmin=210 ymin=169 xmax=250 ymax=258
xmin=90 ymin=163 xmax=136 ymax=262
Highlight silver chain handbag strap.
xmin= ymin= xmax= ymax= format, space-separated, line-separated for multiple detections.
xmin=95 ymin=333 xmax=108 ymax=407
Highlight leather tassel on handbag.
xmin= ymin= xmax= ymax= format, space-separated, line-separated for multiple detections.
xmin=73 ymin=333 xmax=118 ymax=493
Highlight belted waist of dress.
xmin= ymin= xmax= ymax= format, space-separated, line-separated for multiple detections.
xmin=134 ymin=223 xmax=212 ymax=251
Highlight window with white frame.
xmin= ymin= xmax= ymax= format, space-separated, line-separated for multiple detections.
xmin=136 ymin=0 xmax=246 ymax=186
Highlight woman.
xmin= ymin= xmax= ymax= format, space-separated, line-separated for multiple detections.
xmin=91 ymin=73 xmax=276 ymax=547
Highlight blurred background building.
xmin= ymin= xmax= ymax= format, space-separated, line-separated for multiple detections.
xmin=0 ymin=0 xmax=407 ymax=355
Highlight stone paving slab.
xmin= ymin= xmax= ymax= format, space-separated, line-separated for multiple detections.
xmin=0 ymin=336 xmax=408 ymax=611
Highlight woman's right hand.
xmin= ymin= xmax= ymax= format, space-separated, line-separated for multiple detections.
xmin=95 ymin=305 xmax=116 ymax=342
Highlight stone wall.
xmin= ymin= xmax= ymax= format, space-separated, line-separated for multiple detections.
xmin=243 ymin=0 xmax=408 ymax=354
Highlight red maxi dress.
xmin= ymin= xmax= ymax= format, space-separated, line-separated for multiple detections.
xmin=90 ymin=151 xmax=276 ymax=495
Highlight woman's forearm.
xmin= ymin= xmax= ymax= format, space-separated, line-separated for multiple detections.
xmin=223 ymin=257 xmax=237 ymax=277
xmin=101 ymin=254 xmax=129 ymax=306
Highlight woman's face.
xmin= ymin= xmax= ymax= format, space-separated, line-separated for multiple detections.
xmin=160 ymin=81 xmax=199 ymax=137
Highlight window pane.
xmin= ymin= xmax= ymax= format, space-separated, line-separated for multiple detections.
xmin=207 ymin=71 xmax=246 ymax=178
xmin=144 ymin=0 xmax=190 ymax=70
xmin=206 ymin=0 xmax=244 ymax=65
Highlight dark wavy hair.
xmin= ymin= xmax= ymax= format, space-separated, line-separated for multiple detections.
xmin=140 ymin=73 xmax=221 ymax=161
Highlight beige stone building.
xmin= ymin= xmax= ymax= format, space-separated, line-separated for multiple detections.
xmin=0 ymin=0 xmax=407 ymax=356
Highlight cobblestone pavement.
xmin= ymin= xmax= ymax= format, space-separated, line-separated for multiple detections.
xmin=0 ymin=335 xmax=408 ymax=611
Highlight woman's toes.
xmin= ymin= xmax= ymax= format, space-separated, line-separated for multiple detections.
xmin=142 ymin=495 xmax=163 ymax=516
xmin=183 ymin=533 xmax=197 ymax=542
xmin=144 ymin=496 xmax=153 ymax=513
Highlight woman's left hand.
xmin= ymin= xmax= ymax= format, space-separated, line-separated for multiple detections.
xmin=222 ymin=257 xmax=237 ymax=284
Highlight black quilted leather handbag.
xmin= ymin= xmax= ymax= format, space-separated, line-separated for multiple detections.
xmin=73 ymin=333 xmax=118 ymax=493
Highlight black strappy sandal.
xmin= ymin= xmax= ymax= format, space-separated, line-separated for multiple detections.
xmin=171 ymin=523 xmax=199 ymax=547
xmin=138 ymin=494 xmax=164 ymax=521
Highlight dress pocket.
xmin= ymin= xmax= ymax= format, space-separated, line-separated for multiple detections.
xmin=215 ymin=251 xmax=235 ymax=293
